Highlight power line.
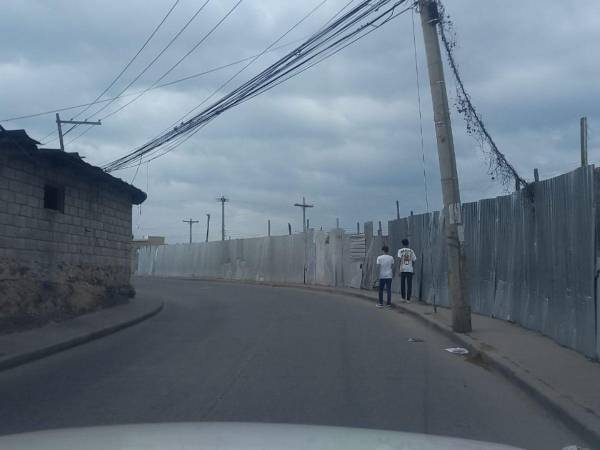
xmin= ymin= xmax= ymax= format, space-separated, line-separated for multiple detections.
xmin=0 ymin=36 xmax=311 ymax=125
xmin=113 ymin=1 xmax=410 ymax=169
xmin=65 ymin=0 xmax=213 ymax=146
xmin=99 ymin=0 xmax=331 ymax=168
xmin=411 ymin=5 xmax=429 ymax=212
xmin=34 ymin=0 xmax=181 ymax=145
xmin=99 ymin=0 xmax=244 ymax=122
xmin=76 ymin=0 xmax=181 ymax=120
xmin=147 ymin=0 xmax=330 ymax=146
xmin=66 ymin=0 xmax=242 ymax=148
xmin=103 ymin=0 xmax=413 ymax=172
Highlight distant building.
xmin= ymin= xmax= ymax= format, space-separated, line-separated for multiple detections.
xmin=0 ymin=127 xmax=146 ymax=330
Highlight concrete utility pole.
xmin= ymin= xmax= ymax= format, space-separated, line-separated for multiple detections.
xmin=396 ymin=200 xmax=400 ymax=220
xmin=581 ymin=117 xmax=588 ymax=167
xmin=55 ymin=113 xmax=101 ymax=152
xmin=205 ymin=214 xmax=210 ymax=242
xmin=419 ymin=0 xmax=471 ymax=332
xmin=288 ymin=223 xmax=292 ymax=235
xmin=293 ymin=197 xmax=314 ymax=233
xmin=534 ymin=168 xmax=539 ymax=182
xmin=182 ymin=218 xmax=199 ymax=244
xmin=268 ymin=219 xmax=271 ymax=237
xmin=216 ymin=196 xmax=229 ymax=241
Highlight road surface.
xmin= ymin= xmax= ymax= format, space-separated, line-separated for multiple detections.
xmin=0 ymin=278 xmax=590 ymax=449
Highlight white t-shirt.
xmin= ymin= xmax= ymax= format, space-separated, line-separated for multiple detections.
xmin=397 ymin=248 xmax=417 ymax=273
xmin=376 ymin=254 xmax=394 ymax=279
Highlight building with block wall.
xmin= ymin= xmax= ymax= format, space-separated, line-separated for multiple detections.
xmin=0 ymin=127 xmax=146 ymax=331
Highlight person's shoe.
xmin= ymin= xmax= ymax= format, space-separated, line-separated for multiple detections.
xmin=376 ymin=303 xmax=384 ymax=308
xmin=386 ymin=303 xmax=393 ymax=308
xmin=406 ymin=299 xmax=411 ymax=304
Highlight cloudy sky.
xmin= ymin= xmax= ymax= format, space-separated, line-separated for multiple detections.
xmin=1 ymin=1 xmax=599 ymax=243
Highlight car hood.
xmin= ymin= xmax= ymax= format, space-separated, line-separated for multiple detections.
xmin=0 ymin=422 xmax=524 ymax=450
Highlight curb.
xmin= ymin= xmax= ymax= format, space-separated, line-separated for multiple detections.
xmin=0 ymin=300 xmax=164 ymax=372
xmin=140 ymin=276 xmax=600 ymax=447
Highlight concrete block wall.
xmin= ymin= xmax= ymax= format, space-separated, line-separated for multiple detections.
xmin=0 ymin=154 xmax=134 ymax=329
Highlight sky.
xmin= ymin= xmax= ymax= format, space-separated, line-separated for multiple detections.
xmin=1 ymin=1 xmax=599 ymax=243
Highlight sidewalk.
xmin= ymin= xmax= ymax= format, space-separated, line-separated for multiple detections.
xmin=0 ymin=294 xmax=163 ymax=372
xmin=303 ymin=284 xmax=600 ymax=447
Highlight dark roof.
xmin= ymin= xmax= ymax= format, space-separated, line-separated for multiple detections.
xmin=0 ymin=128 xmax=40 ymax=150
xmin=0 ymin=129 xmax=146 ymax=205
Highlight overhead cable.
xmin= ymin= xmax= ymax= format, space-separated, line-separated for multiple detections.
xmin=103 ymin=0 xmax=413 ymax=172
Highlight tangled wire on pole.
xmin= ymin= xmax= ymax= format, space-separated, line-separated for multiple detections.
xmin=435 ymin=1 xmax=527 ymax=189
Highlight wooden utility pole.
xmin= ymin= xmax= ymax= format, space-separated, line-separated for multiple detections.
xmin=55 ymin=113 xmax=101 ymax=152
xmin=419 ymin=0 xmax=471 ymax=332
xmin=182 ymin=218 xmax=199 ymax=244
xmin=293 ymin=197 xmax=314 ymax=285
xmin=216 ymin=196 xmax=229 ymax=241
xmin=288 ymin=223 xmax=292 ymax=235
xmin=205 ymin=214 xmax=210 ymax=242
xmin=581 ymin=117 xmax=588 ymax=167
xmin=294 ymin=197 xmax=314 ymax=233
xmin=396 ymin=200 xmax=400 ymax=219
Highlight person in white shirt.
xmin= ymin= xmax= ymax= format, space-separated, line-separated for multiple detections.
xmin=375 ymin=245 xmax=394 ymax=308
xmin=397 ymin=239 xmax=417 ymax=303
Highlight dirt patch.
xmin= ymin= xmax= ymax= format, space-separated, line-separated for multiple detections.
xmin=465 ymin=352 xmax=491 ymax=371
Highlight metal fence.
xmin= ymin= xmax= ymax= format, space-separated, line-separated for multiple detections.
xmin=136 ymin=166 xmax=598 ymax=357
xmin=384 ymin=166 xmax=597 ymax=358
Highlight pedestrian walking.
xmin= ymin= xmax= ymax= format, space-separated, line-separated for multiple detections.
xmin=397 ymin=239 xmax=417 ymax=302
xmin=376 ymin=245 xmax=394 ymax=308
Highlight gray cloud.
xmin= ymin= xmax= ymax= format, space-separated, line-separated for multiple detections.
xmin=1 ymin=0 xmax=599 ymax=242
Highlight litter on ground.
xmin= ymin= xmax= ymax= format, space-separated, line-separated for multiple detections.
xmin=445 ymin=347 xmax=469 ymax=355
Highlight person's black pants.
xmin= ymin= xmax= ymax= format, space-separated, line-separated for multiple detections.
xmin=378 ymin=278 xmax=392 ymax=305
xmin=400 ymin=272 xmax=413 ymax=300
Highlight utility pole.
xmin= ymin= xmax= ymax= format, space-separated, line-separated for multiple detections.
xmin=357 ymin=222 xmax=360 ymax=234
xmin=533 ymin=168 xmax=539 ymax=182
xmin=216 ymin=196 xmax=229 ymax=241
xmin=293 ymin=197 xmax=314 ymax=233
xmin=205 ymin=214 xmax=210 ymax=242
xmin=55 ymin=113 xmax=101 ymax=152
xmin=419 ymin=0 xmax=471 ymax=332
xmin=268 ymin=219 xmax=271 ymax=237
xmin=581 ymin=117 xmax=588 ymax=167
xmin=336 ymin=218 xmax=340 ymax=229
xmin=396 ymin=200 xmax=400 ymax=220
xmin=288 ymin=223 xmax=292 ymax=235
xmin=182 ymin=218 xmax=199 ymax=244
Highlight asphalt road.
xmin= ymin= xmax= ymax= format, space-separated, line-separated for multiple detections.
xmin=0 ymin=278 xmax=591 ymax=449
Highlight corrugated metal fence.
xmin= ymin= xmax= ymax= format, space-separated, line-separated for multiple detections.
xmin=137 ymin=166 xmax=598 ymax=357
xmin=382 ymin=166 xmax=597 ymax=357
